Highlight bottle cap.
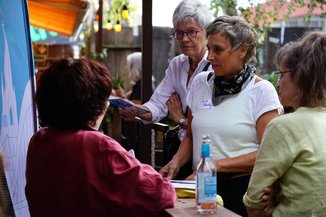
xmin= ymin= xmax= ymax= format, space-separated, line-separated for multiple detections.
xmin=201 ymin=143 xmax=210 ymax=157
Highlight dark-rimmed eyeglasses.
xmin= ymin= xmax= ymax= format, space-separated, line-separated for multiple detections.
xmin=171 ymin=29 xmax=203 ymax=40
xmin=275 ymin=70 xmax=291 ymax=81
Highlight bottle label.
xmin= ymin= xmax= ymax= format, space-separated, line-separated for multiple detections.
xmin=196 ymin=172 xmax=217 ymax=204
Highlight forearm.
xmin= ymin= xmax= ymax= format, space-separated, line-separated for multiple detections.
xmin=172 ymin=135 xmax=193 ymax=167
xmin=215 ymin=151 xmax=257 ymax=173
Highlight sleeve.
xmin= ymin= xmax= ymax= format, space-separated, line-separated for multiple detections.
xmin=100 ymin=141 xmax=177 ymax=217
xmin=243 ymin=119 xmax=296 ymax=209
xmin=143 ymin=58 xmax=179 ymax=122
xmin=254 ymin=80 xmax=284 ymax=122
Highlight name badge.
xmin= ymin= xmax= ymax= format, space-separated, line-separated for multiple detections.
xmin=198 ymin=99 xmax=213 ymax=110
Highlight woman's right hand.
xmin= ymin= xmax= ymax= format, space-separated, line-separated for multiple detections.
xmin=159 ymin=159 xmax=181 ymax=180
xmin=119 ymin=107 xmax=140 ymax=121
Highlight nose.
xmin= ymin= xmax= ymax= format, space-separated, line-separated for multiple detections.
xmin=206 ymin=49 xmax=213 ymax=62
xmin=181 ymin=33 xmax=190 ymax=42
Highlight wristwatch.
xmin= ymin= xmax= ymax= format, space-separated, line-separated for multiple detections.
xmin=178 ymin=117 xmax=186 ymax=128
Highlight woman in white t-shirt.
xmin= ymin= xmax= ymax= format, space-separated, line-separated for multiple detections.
xmin=159 ymin=16 xmax=283 ymax=216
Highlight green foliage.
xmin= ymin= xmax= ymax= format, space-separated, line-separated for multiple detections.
xmin=90 ymin=48 xmax=108 ymax=61
xmin=106 ymin=0 xmax=137 ymax=26
xmin=261 ymin=71 xmax=277 ymax=87
xmin=210 ymin=0 xmax=238 ymax=16
xmin=112 ymin=75 xmax=125 ymax=90
xmin=211 ymin=0 xmax=326 ymax=46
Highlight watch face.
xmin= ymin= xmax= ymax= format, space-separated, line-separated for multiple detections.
xmin=179 ymin=118 xmax=186 ymax=125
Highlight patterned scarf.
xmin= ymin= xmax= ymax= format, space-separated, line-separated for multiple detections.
xmin=213 ymin=64 xmax=256 ymax=97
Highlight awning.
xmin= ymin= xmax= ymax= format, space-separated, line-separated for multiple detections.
xmin=28 ymin=0 xmax=90 ymax=36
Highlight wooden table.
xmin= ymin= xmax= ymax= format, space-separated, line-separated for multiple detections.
xmin=162 ymin=198 xmax=241 ymax=217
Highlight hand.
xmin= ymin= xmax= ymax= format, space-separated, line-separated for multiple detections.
xmin=166 ymin=93 xmax=184 ymax=124
xmin=261 ymin=183 xmax=280 ymax=216
xmin=115 ymin=87 xmax=125 ymax=98
xmin=185 ymin=171 xmax=196 ymax=180
xmin=159 ymin=159 xmax=180 ymax=180
xmin=119 ymin=107 xmax=140 ymax=121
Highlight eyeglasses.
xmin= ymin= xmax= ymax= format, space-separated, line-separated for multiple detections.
xmin=171 ymin=29 xmax=203 ymax=40
xmin=275 ymin=70 xmax=291 ymax=81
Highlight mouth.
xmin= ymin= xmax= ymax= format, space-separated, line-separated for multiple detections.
xmin=181 ymin=46 xmax=193 ymax=49
xmin=211 ymin=64 xmax=220 ymax=69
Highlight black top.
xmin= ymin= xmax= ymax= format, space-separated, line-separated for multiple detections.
xmin=128 ymin=80 xmax=141 ymax=101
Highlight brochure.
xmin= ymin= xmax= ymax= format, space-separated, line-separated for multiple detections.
xmin=108 ymin=96 xmax=149 ymax=115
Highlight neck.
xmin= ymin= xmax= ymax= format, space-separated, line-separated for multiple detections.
xmin=189 ymin=49 xmax=206 ymax=71
xmin=89 ymin=104 xmax=109 ymax=130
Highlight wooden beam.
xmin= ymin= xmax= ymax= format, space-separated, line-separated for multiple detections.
xmin=139 ymin=0 xmax=153 ymax=165
xmin=96 ymin=0 xmax=103 ymax=53
xmin=142 ymin=0 xmax=153 ymax=102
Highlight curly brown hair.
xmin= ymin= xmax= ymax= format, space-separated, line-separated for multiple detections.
xmin=36 ymin=58 xmax=112 ymax=130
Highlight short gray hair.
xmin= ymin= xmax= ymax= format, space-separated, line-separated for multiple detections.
xmin=206 ymin=16 xmax=258 ymax=63
xmin=127 ymin=52 xmax=142 ymax=83
xmin=172 ymin=0 xmax=213 ymax=29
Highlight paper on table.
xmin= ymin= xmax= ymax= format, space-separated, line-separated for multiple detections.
xmin=171 ymin=180 xmax=196 ymax=190
xmin=108 ymin=96 xmax=149 ymax=114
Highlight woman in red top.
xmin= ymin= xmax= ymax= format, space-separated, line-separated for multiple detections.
xmin=25 ymin=58 xmax=176 ymax=217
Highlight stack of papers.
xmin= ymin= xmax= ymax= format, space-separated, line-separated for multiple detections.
xmin=171 ymin=180 xmax=196 ymax=198
xmin=171 ymin=180 xmax=195 ymax=189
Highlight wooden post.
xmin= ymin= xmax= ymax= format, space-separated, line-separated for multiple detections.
xmin=142 ymin=0 xmax=153 ymax=103
xmin=139 ymin=0 xmax=153 ymax=164
xmin=96 ymin=0 xmax=103 ymax=53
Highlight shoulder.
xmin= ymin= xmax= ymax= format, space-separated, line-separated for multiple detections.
xmin=168 ymin=54 xmax=188 ymax=68
xmin=252 ymin=76 xmax=276 ymax=90
xmin=192 ymin=71 xmax=212 ymax=84
xmin=87 ymin=131 xmax=126 ymax=152
xmin=248 ymin=76 xmax=279 ymax=98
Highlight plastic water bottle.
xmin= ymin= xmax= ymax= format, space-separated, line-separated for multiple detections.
xmin=196 ymin=135 xmax=217 ymax=215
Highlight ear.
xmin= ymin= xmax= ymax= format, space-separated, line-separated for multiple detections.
xmin=239 ymin=43 xmax=249 ymax=59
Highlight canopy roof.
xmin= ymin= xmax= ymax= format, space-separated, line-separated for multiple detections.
xmin=28 ymin=0 xmax=90 ymax=36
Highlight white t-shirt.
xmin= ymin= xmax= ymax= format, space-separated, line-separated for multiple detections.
xmin=144 ymin=52 xmax=211 ymax=123
xmin=187 ymin=71 xmax=283 ymax=169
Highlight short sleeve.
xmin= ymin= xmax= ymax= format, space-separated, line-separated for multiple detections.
xmin=253 ymin=80 xmax=283 ymax=122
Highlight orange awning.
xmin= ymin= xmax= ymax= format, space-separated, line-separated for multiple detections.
xmin=28 ymin=0 xmax=90 ymax=36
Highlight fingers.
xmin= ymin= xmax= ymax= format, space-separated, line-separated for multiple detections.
xmin=185 ymin=172 xmax=196 ymax=180
xmin=167 ymin=167 xmax=176 ymax=180
xmin=263 ymin=187 xmax=273 ymax=194
xmin=159 ymin=162 xmax=179 ymax=180
xmin=159 ymin=167 xmax=168 ymax=177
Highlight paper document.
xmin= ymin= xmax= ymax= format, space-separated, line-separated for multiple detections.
xmin=108 ymin=96 xmax=149 ymax=114
xmin=171 ymin=180 xmax=196 ymax=189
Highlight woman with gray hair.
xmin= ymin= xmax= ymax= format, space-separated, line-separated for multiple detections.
xmin=160 ymin=16 xmax=283 ymax=216
xmin=120 ymin=0 xmax=213 ymax=141
xmin=125 ymin=52 xmax=142 ymax=104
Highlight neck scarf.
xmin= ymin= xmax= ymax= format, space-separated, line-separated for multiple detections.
xmin=213 ymin=64 xmax=256 ymax=97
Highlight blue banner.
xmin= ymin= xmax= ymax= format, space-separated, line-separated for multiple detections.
xmin=0 ymin=0 xmax=36 ymax=216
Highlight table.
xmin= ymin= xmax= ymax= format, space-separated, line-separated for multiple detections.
xmin=162 ymin=198 xmax=241 ymax=217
